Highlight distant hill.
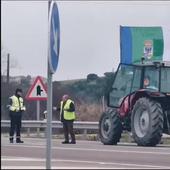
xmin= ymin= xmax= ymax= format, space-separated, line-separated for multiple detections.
xmin=57 ymin=78 xmax=85 ymax=85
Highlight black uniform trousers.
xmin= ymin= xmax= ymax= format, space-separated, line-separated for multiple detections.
xmin=63 ymin=120 xmax=75 ymax=142
xmin=9 ymin=111 xmax=22 ymax=140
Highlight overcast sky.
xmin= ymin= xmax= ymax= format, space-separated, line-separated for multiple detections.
xmin=1 ymin=1 xmax=170 ymax=81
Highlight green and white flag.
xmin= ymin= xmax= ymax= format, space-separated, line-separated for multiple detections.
xmin=120 ymin=26 xmax=169 ymax=64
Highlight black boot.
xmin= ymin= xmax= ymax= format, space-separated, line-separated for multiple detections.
xmin=10 ymin=139 xmax=13 ymax=143
xmin=9 ymin=137 xmax=13 ymax=143
xmin=62 ymin=141 xmax=69 ymax=144
xmin=70 ymin=141 xmax=76 ymax=144
xmin=16 ymin=139 xmax=24 ymax=143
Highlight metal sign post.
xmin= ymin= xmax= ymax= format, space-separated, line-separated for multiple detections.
xmin=46 ymin=1 xmax=60 ymax=169
xmin=37 ymin=101 xmax=40 ymax=120
xmin=36 ymin=100 xmax=40 ymax=136
xmin=46 ymin=2 xmax=52 ymax=168
xmin=46 ymin=68 xmax=52 ymax=169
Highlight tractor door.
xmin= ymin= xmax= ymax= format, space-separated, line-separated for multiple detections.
xmin=131 ymin=67 xmax=142 ymax=92
xmin=108 ymin=64 xmax=134 ymax=108
xmin=160 ymin=67 xmax=170 ymax=93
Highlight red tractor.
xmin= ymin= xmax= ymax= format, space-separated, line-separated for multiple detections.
xmin=99 ymin=61 xmax=170 ymax=146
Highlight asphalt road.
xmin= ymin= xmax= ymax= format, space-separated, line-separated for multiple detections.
xmin=1 ymin=136 xmax=170 ymax=169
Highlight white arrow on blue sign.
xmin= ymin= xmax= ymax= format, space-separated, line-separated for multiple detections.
xmin=48 ymin=1 xmax=60 ymax=74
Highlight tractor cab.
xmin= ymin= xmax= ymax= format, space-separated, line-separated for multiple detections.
xmin=108 ymin=62 xmax=170 ymax=108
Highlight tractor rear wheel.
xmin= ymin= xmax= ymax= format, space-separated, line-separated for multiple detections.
xmin=131 ymin=97 xmax=163 ymax=146
xmin=99 ymin=109 xmax=122 ymax=145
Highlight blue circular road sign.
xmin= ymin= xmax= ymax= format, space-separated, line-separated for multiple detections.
xmin=49 ymin=2 xmax=60 ymax=74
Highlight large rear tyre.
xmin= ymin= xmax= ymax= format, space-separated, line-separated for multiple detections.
xmin=99 ymin=109 xmax=122 ymax=145
xmin=131 ymin=97 xmax=163 ymax=146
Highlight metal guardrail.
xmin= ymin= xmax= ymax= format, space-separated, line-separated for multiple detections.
xmin=1 ymin=120 xmax=98 ymax=129
xmin=1 ymin=120 xmax=99 ymax=137
xmin=2 ymin=120 xmax=169 ymax=139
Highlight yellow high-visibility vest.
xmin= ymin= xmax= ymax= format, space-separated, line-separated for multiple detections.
xmin=60 ymin=99 xmax=75 ymax=120
xmin=10 ymin=95 xmax=26 ymax=112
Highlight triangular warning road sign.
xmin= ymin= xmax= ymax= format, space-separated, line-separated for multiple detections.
xmin=26 ymin=76 xmax=47 ymax=101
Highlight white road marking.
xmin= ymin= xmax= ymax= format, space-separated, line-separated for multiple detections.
xmin=3 ymin=143 xmax=170 ymax=155
xmin=2 ymin=137 xmax=170 ymax=151
xmin=54 ymin=146 xmax=170 ymax=155
xmin=1 ymin=157 xmax=170 ymax=169
xmin=0 ymin=166 xmax=114 ymax=169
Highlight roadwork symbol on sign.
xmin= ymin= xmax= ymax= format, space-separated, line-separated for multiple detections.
xmin=25 ymin=76 xmax=47 ymax=100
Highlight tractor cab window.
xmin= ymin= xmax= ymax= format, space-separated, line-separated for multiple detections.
xmin=161 ymin=67 xmax=170 ymax=93
xmin=131 ymin=67 xmax=142 ymax=92
xmin=143 ymin=66 xmax=159 ymax=91
xmin=109 ymin=64 xmax=134 ymax=107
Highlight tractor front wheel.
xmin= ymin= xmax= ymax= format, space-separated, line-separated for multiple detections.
xmin=99 ymin=109 xmax=122 ymax=145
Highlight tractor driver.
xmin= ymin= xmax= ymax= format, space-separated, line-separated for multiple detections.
xmin=143 ymin=76 xmax=158 ymax=91
xmin=144 ymin=76 xmax=150 ymax=88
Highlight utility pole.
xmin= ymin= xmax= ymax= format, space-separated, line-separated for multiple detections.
xmin=7 ymin=53 xmax=10 ymax=85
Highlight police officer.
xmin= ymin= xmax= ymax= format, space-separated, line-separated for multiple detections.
xmin=59 ymin=94 xmax=76 ymax=144
xmin=8 ymin=88 xmax=26 ymax=143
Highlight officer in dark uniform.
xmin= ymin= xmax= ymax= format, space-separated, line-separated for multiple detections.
xmin=8 ymin=88 xmax=26 ymax=143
